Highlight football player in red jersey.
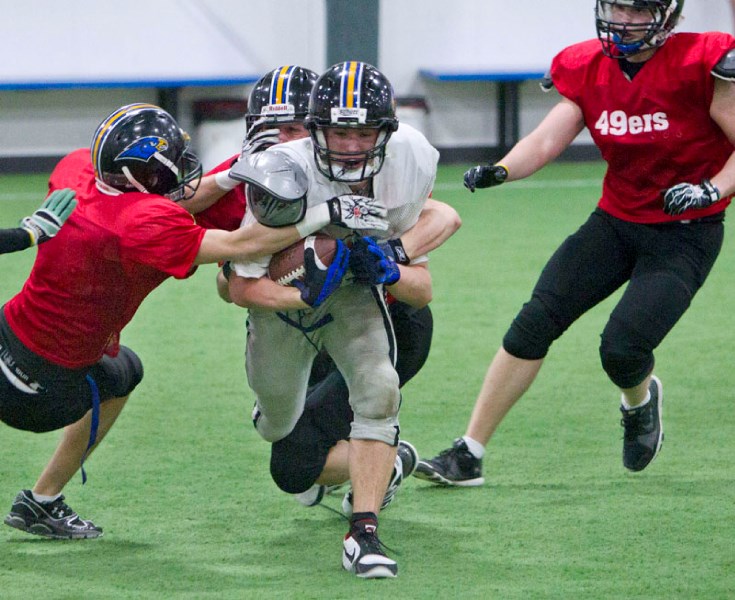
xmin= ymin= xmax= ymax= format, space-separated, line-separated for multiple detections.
xmin=0 ymin=189 xmax=77 ymax=254
xmin=0 ymin=103 xmax=386 ymax=539
xmin=417 ymin=0 xmax=735 ymax=485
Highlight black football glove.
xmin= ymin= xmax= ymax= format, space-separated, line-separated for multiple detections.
xmin=294 ymin=239 xmax=350 ymax=307
xmin=663 ymin=179 xmax=721 ymax=216
xmin=349 ymin=236 xmax=401 ymax=286
xmin=463 ymin=164 xmax=509 ymax=193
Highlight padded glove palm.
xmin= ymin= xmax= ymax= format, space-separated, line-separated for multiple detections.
xmin=20 ymin=188 xmax=77 ymax=245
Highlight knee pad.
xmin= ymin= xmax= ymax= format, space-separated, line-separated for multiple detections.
xmin=503 ymin=297 xmax=565 ymax=360
xmin=349 ymin=362 xmax=400 ymax=421
xmin=599 ymin=324 xmax=654 ymax=389
xmin=350 ymin=415 xmax=400 ymax=445
xmin=253 ymin=408 xmax=299 ymax=443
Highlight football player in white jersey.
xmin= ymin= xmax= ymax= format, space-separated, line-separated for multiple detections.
xmin=228 ymin=62 xmax=441 ymax=579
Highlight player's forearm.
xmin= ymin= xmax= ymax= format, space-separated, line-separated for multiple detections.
xmin=385 ymin=264 xmax=432 ymax=308
xmin=178 ymin=174 xmax=230 ymax=214
xmin=0 ymin=228 xmax=33 ymax=254
xmin=501 ymin=99 xmax=584 ymax=181
xmin=229 ymin=275 xmax=307 ymax=310
xmin=196 ymin=225 xmax=303 ymax=265
xmin=399 ymin=199 xmax=461 ymax=259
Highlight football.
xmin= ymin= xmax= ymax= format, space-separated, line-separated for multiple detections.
xmin=267 ymin=234 xmax=338 ymax=286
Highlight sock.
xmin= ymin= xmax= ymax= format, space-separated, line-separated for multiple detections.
xmin=621 ymin=389 xmax=651 ymax=410
xmin=462 ymin=436 xmax=485 ymax=459
xmin=32 ymin=491 xmax=61 ymax=504
xmin=350 ymin=511 xmax=378 ymax=533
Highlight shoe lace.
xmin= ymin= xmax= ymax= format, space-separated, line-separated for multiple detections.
xmin=46 ymin=495 xmax=75 ymax=520
xmin=354 ymin=528 xmax=396 ymax=556
xmin=620 ymin=405 xmax=653 ymax=438
xmin=436 ymin=446 xmax=459 ymax=462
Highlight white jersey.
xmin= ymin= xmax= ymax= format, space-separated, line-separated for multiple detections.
xmin=233 ymin=123 xmax=439 ymax=278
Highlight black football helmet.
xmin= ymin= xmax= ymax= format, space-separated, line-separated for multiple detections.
xmin=305 ymin=61 xmax=399 ymax=183
xmin=596 ymin=0 xmax=684 ymax=58
xmin=91 ymin=103 xmax=202 ymax=201
xmin=245 ymin=66 xmax=319 ymax=136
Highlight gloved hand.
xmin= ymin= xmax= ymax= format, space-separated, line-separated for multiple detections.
xmin=349 ymin=236 xmax=401 ymax=286
xmin=379 ymin=237 xmax=410 ymax=265
xmin=294 ymin=238 xmax=350 ymax=307
xmin=463 ymin=163 xmax=509 ymax=193
xmin=326 ymin=195 xmax=389 ymax=231
xmin=240 ymin=128 xmax=281 ymax=159
xmin=663 ymin=179 xmax=721 ymax=216
xmin=20 ymin=188 xmax=77 ymax=245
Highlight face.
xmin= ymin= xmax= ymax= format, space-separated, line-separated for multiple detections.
xmin=612 ymin=5 xmax=654 ymax=24
xmin=323 ymin=127 xmax=380 ymax=169
xmin=276 ymin=122 xmax=309 ymax=143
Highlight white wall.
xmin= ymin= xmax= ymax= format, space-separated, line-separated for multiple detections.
xmin=0 ymin=0 xmax=732 ymax=165
xmin=0 ymin=0 xmax=326 ymax=164
xmin=379 ymin=0 xmax=734 ymax=149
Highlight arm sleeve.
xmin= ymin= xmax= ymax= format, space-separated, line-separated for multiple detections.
xmin=230 ymin=209 xmax=270 ymax=278
xmin=0 ymin=228 xmax=32 ymax=254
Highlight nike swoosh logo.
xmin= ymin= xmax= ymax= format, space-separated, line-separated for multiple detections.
xmin=344 ymin=548 xmax=357 ymax=563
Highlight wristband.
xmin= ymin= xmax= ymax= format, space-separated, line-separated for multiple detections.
xmin=214 ymin=170 xmax=239 ymax=191
xmin=386 ymin=238 xmax=410 ymax=264
xmin=296 ymin=204 xmax=331 ymax=237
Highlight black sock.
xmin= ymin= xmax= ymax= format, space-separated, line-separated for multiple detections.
xmin=350 ymin=511 xmax=378 ymax=532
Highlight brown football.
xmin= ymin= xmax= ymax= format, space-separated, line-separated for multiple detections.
xmin=267 ymin=234 xmax=338 ymax=286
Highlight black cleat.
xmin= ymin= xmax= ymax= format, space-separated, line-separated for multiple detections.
xmin=342 ymin=523 xmax=397 ymax=579
xmin=3 ymin=490 xmax=103 ymax=539
xmin=413 ymin=438 xmax=484 ymax=486
xmin=621 ymin=376 xmax=664 ymax=472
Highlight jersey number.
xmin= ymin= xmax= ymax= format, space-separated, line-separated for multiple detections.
xmin=594 ymin=110 xmax=668 ymax=136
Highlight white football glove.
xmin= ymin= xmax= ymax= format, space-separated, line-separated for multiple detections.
xmin=326 ymin=195 xmax=389 ymax=231
xmin=240 ymin=128 xmax=281 ymax=159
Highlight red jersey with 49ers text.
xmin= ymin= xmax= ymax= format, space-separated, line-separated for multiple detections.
xmin=551 ymin=31 xmax=735 ymax=223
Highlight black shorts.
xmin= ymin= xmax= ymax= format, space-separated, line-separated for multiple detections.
xmin=270 ymin=302 xmax=433 ymax=493
xmin=0 ymin=310 xmax=143 ymax=433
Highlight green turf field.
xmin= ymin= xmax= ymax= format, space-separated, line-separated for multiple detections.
xmin=0 ymin=163 xmax=733 ymax=598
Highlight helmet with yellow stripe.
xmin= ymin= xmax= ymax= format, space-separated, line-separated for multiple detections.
xmin=246 ymin=66 xmax=318 ymax=136
xmin=91 ymin=103 xmax=202 ymax=200
xmin=305 ymin=61 xmax=398 ymax=183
